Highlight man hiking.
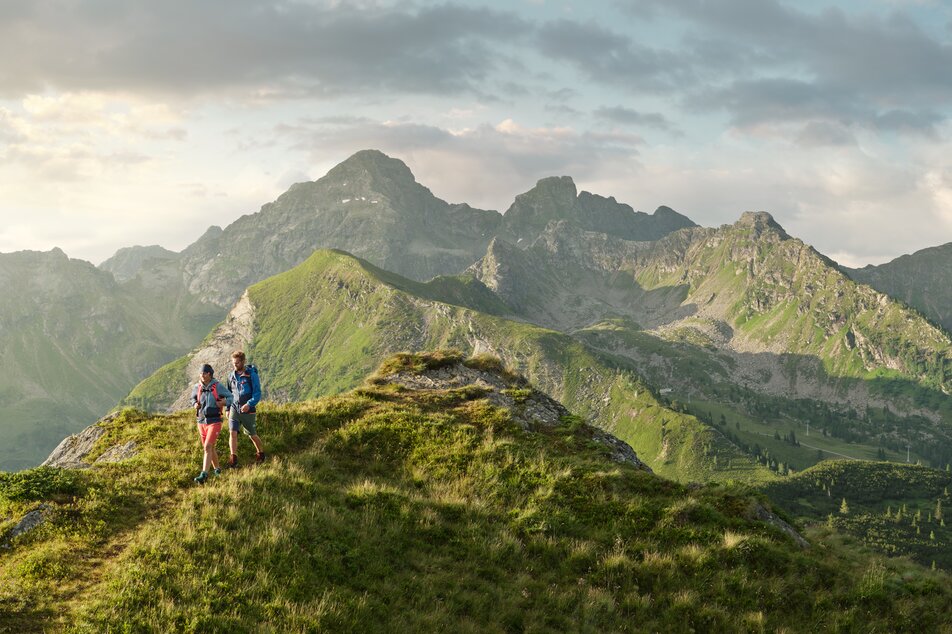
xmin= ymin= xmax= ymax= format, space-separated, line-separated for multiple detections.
xmin=192 ymin=363 xmax=233 ymax=484
xmin=227 ymin=350 xmax=266 ymax=467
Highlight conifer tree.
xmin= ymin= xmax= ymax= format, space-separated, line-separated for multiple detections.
xmin=839 ymin=498 xmax=849 ymax=515
xmin=936 ymin=499 xmax=943 ymax=523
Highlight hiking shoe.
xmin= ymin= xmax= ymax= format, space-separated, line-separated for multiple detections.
xmin=194 ymin=471 xmax=208 ymax=484
xmin=228 ymin=454 xmax=239 ymax=469
xmin=255 ymin=452 xmax=266 ymax=464
xmin=213 ymin=467 xmax=222 ymax=477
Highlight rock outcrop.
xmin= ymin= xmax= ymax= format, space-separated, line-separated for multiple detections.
xmin=377 ymin=360 xmax=653 ymax=472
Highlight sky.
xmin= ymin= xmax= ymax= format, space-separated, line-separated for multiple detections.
xmin=2 ymin=0 xmax=952 ymax=267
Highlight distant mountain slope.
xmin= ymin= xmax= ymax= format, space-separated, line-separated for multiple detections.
xmin=0 ymin=249 xmax=218 ymax=471
xmin=470 ymin=211 xmax=952 ymax=468
xmin=844 ymin=242 xmax=952 ymax=335
xmin=125 ymin=249 xmax=767 ymax=483
xmin=473 ymin=211 xmax=952 ymax=401
xmin=4 ymin=354 xmax=951 ymax=632
xmin=98 ymin=245 xmax=177 ymax=283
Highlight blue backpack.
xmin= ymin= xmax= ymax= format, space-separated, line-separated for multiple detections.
xmin=231 ymin=365 xmax=260 ymax=411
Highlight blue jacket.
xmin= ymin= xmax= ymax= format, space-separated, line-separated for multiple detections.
xmin=192 ymin=379 xmax=233 ymax=424
xmin=229 ymin=365 xmax=262 ymax=413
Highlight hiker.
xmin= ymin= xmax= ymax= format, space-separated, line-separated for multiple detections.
xmin=227 ymin=350 xmax=266 ymax=467
xmin=192 ymin=363 xmax=233 ymax=484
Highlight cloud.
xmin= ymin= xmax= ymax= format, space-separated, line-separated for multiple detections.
xmin=0 ymin=92 xmax=185 ymax=181
xmin=593 ymin=106 xmax=676 ymax=131
xmin=0 ymin=1 xmax=529 ymax=100
xmin=619 ymin=0 xmax=952 ymax=135
xmin=535 ymin=19 xmax=690 ymax=92
xmin=795 ymin=121 xmax=856 ymax=147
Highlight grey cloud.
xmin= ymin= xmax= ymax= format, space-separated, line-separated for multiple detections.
xmin=796 ymin=121 xmax=856 ymax=147
xmin=0 ymin=1 xmax=529 ymax=98
xmin=874 ymin=110 xmax=944 ymax=137
xmin=622 ymin=0 xmax=952 ymax=134
xmin=594 ymin=106 xmax=675 ymax=131
xmin=695 ymin=77 xmax=945 ymax=139
xmin=535 ymin=19 xmax=690 ymax=92
xmin=692 ymin=79 xmax=857 ymax=126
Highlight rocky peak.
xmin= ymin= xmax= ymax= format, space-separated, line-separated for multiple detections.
xmin=733 ymin=211 xmax=789 ymax=240
xmin=501 ymin=176 xmax=579 ymax=243
xmin=321 ymin=149 xmax=421 ymax=198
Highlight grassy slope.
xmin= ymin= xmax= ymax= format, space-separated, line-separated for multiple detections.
xmin=3 ymin=354 xmax=951 ymax=633
xmin=125 ymin=250 xmax=769 ymax=483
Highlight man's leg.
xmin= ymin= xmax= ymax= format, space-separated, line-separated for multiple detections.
xmin=250 ymin=434 xmax=264 ymax=454
xmin=228 ymin=415 xmax=240 ymax=467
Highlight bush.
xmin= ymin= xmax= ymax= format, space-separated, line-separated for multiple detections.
xmin=0 ymin=467 xmax=81 ymax=503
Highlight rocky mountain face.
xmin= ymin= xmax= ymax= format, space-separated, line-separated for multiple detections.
xmin=0 ymin=249 xmax=217 ymax=471
xmin=168 ymin=149 xmax=502 ymax=307
xmin=106 ymin=151 xmax=696 ymax=310
xmin=844 ymin=242 xmax=952 ymax=335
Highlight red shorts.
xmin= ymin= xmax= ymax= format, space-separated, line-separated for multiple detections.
xmin=198 ymin=422 xmax=222 ymax=448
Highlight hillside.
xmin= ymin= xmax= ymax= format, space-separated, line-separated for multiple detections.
xmin=125 ymin=249 xmax=769 ymax=483
xmin=844 ymin=242 xmax=952 ymax=335
xmin=764 ymin=461 xmax=952 ymax=569
xmin=3 ymin=353 xmax=951 ymax=632
xmin=0 ymin=249 xmax=219 ymax=471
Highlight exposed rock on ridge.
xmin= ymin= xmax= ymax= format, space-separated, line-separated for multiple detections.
xmin=376 ymin=359 xmax=653 ymax=472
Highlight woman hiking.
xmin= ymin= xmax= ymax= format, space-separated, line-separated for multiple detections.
xmin=191 ymin=363 xmax=233 ymax=484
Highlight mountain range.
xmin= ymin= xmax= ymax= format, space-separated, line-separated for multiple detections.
xmin=5 ymin=149 xmax=952 ymax=627
xmin=0 ymin=150 xmax=694 ymax=470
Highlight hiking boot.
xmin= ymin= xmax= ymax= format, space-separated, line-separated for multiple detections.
xmin=194 ymin=471 xmax=208 ymax=484
xmin=213 ymin=467 xmax=222 ymax=477
xmin=228 ymin=454 xmax=239 ymax=469
xmin=255 ymin=452 xmax=266 ymax=464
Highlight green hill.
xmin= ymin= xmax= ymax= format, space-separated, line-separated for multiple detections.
xmin=3 ymin=353 xmax=951 ymax=632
